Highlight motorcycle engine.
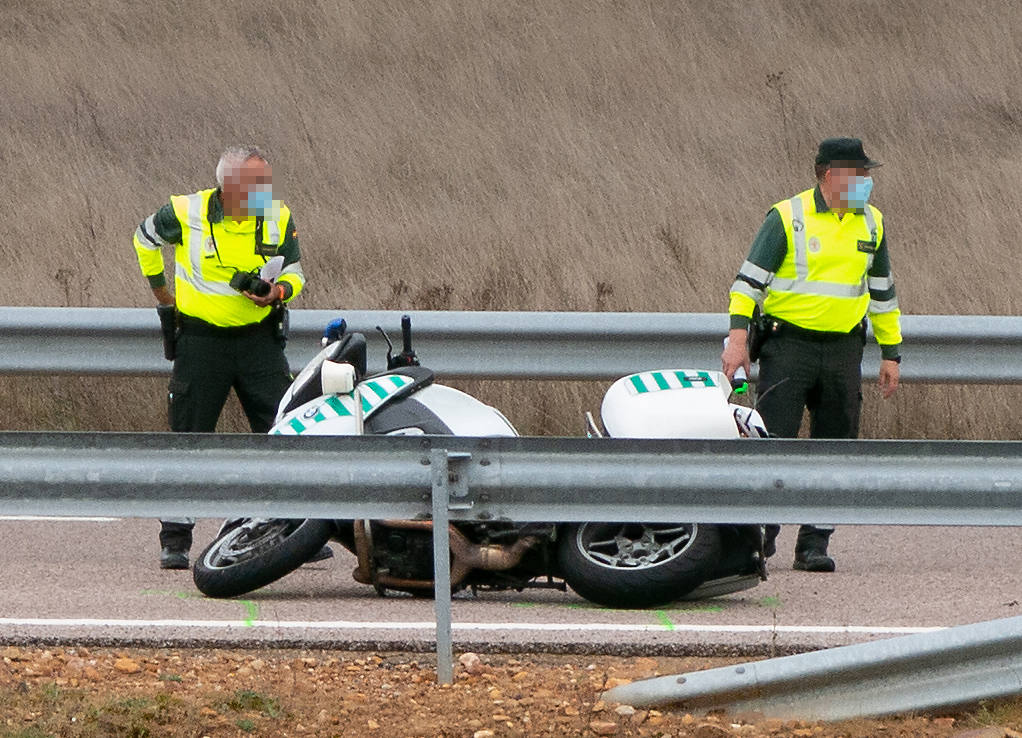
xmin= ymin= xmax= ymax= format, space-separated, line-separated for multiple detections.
xmin=368 ymin=521 xmax=554 ymax=583
xmin=370 ymin=522 xmax=435 ymax=581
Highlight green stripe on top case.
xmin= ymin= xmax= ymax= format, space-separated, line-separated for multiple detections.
xmin=629 ymin=375 xmax=648 ymax=393
xmin=698 ymin=370 xmax=715 ymax=386
xmin=325 ymin=395 xmax=351 ymax=416
xmin=288 ymin=418 xmax=305 ymax=434
xmin=365 ymin=380 xmax=390 ymax=399
xmin=652 ymin=372 xmax=671 ymax=390
xmin=674 ymin=371 xmax=693 ymax=388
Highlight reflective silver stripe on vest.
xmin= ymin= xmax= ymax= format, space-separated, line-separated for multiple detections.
xmin=769 ymin=277 xmax=866 ymax=298
xmin=789 ymin=195 xmax=809 ymax=279
xmin=868 ymin=275 xmax=894 ymax=291
xmin=176 ymin=262 xmax=236 ymax=296
xmin=863 ymin=205 xmax=878 ymax=241
xmin=773 ymin=194 xmax=868 ymax=299
xmin=869 ymin=297 xmax=899 ymax=314
xmin=135 ymin=213 xmax=168 ymax=249
xmin=134 ymin=226 xmax=158 ymax=249
xmin=730 ymin=278 xmax=762 ymax=301
xmin=182 ymin=193 xmax=234 ymax=296
xmin=280 ymin=262 xmax=305 ymax=280
xmin=862 ymin=206 xmax=878 ymax=271
xmin=263 ymin=217 xmax=280 ymax=246
xmin=185 ymin=193 xmax=206 ymax=284
xmin=738 ymin=260 xmax=773 ymax=286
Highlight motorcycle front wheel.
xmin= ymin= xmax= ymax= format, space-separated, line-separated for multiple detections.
xmin=557 ymin=522 xmax=721 ymax=608
xmin=193 ymin=518 xmax=334 ymax=598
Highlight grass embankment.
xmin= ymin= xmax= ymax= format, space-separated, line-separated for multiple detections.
xmin=0 ymin=1 xmax=1019 ymax=437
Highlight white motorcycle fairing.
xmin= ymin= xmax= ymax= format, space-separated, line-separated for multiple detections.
xmin=600 ymin=369 xmax=766 ymax=440
xmin=271 ymin=370 xmax=518 ymax=438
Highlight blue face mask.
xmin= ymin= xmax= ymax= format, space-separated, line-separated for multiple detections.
xmin=244 ymin=185 xmax=273 ymax=216
xmin=845 ymin=175 xmax=874 ymax=209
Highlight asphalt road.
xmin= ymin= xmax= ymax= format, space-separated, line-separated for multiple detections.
xmin=1 ymin=517 xmax=1019 ymax=657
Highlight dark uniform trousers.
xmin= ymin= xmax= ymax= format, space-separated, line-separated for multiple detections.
xmin=755 ymin=325 xmax=864 ymax=549
xmin=159 ymin=317 xmax=292 ymax=551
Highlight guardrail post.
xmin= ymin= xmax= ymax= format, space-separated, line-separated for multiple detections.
xmin=430 ymin=448 xmax=472 ymax=684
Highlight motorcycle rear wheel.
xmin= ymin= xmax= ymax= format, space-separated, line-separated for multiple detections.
xmin=193 ymin=518 xmax=334 ymax=598
xmin=557 ymin=522 xmax=721 ymax=608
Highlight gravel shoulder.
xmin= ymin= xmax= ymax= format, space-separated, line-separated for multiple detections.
xmin=3 ymin=645 xmax=1019 ymax=737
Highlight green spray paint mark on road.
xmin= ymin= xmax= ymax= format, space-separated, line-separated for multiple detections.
xmin=242 ymin=600 xmax=259 ymax=627
xmin=653 ymin=611 xmax=675 ymax=630
xmin=141 ymin=588 xmax=258 ymax=627
xmin=759 ymin=595 xmax=782 ymax=608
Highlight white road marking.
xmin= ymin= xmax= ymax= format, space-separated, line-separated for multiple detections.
xmin=0 ymin=617 xmax=944 ymax=635
xmin=0 ymin=516 xmax=119 ymax=522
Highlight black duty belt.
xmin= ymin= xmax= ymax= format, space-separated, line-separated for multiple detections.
xmin=763 ymin=315 xmax=864 ymax=343
xmin=178 ymin=312 xmax=276 ymax=338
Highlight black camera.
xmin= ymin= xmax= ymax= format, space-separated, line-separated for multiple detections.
xmin=229 ymin=270 xmax=272 ymax=297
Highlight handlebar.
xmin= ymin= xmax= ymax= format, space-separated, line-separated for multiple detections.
xmin=376 ymin=314 xmax=420 ymax=369
xmin=731 ymin=365 xmax=748 ymax=393
xmin=401 ymin=314 xmax=413 ymax=356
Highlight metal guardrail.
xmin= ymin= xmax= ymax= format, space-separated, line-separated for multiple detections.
xmin=3 ymin=431 xmax=1022 ymax=684
xmin=602 ymin=615 xmax=1022 ymax=720
xmin=2 ymin=432 xmax=1021 ymax=525
xmin=2 ymin=306 xmax=1019 ymax=382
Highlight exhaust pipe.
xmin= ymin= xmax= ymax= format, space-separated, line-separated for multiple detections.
xmin=350 ymin=519 xmax=541 ymax=590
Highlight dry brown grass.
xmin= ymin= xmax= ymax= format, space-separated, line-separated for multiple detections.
xmin=1 ymin=0 xmax=1021 ymax=436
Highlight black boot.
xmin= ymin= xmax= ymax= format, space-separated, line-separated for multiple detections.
xmin=159 ymin=521 xmax=193 ymax=570
xmin=763 ymin=524 xmax=780 ymax=558
xmin=793 ymin=527 xmax=835 ymax=572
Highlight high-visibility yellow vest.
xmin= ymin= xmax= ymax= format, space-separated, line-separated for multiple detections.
xmin=765 ymin=187 xmax=887 ymax=334
xmin=167 ymin=189 xmax=298 ymax=326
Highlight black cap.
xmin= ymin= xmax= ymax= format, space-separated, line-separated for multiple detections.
xmin=815 ymin=137 xmax=881 ymax=169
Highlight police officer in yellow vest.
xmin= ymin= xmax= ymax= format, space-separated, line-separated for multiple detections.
xmin=133 ymin=145 xmax=320 ymax=569
xmin=722 ymin=137 xmax=902 ymax=573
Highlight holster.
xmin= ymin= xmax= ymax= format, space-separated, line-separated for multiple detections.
xmin=156 ymin=304 xmax=178 ymax=361
xmin=748 ymin=309 xmax=768 ymax=362
xmin=271 ymin=304 xmax=289 ymax=347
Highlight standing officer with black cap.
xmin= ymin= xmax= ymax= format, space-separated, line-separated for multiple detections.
xmin=721 ymin=137 xmax=902 ymax=572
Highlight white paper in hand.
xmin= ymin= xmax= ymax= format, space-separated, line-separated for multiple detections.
xmin=260 ymin=255 xmax=285 ymax=283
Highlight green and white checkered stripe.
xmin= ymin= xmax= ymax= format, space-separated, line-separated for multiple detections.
xmin=273 ymin=373 xmax=414 ymax=435
xmin=625 ymin=370 xmax=717 ymax=395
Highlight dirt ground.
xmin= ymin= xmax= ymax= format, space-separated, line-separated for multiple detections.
xmin=2 ymin=645 xmax=1020 ymax=737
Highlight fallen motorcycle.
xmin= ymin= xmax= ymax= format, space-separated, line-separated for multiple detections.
xmin=192 ymin=317 xmax=770 ymax=607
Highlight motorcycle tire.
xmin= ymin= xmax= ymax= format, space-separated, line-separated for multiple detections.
xmin=557 ymin=522 xmax=722 ymax=608
xmin=193 ymin=518 xmax=334 ymax=598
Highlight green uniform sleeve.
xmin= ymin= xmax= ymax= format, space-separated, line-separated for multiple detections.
xmin=866 ymin=229 xmax=902 ymax=357
xmin=728 ymin=208 xmax=787 ymax=329
xmin=132 ymin=203 xmax=183 ymax=289
xmin=275 ymin=213 xmax=305 ymax=302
